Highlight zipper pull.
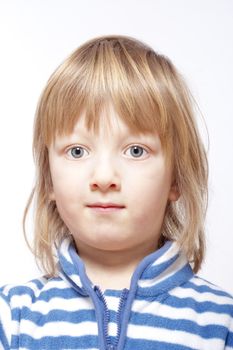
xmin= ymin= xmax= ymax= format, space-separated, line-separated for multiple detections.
xmin=94 ymin=285 xmax=102 ymax=298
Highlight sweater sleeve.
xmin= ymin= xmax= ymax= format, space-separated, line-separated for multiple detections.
xmin=0 ymin=292 xmax=11 ymax=350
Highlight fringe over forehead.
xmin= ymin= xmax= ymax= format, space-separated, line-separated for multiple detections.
xmin=34 ymin=35 xmax=192 ymax=155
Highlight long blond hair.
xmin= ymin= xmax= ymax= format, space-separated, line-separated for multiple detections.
xmin=23 ymin=35 xmax=208 ymax=275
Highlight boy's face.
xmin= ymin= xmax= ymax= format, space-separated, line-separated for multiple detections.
xmin=49 ymin=106 xmax=178 ymax=255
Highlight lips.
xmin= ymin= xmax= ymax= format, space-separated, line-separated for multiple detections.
xmin=87 ymin=202 xmax=125 ymax=209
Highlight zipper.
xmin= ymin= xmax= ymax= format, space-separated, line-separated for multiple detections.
xmin=94 ymin=286 xmax=111 ymax=348
xmin=115 ymin=288 xmax=129 ymax=347
xmin=94 ymin=286 xmax=129 ymax=350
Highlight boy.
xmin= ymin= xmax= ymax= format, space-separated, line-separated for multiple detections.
xmin=0 ymin=35 xmax=233 ymax=350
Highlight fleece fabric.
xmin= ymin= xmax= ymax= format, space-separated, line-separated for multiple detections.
xmin=0 ymin=237 xmax=233 ymax=350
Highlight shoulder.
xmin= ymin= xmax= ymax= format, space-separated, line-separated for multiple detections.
xmin=1 ymin=277 xmax=48 ymax=298
xmin=169 ymin=273 xmax=233 ymax=316
xmin=0 ymin=275 xmax=71 ymax=308
xmin=187 ymin=274 xmax=233 ymax=304
xmin=0 ymin=274 xmax=77 ymax=318
xmin=0 ymin=276 xmax=68 ymax=348
xmin=0 ymin=277 xmax=47 ymax=318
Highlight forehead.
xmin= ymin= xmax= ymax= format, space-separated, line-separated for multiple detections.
xmin=74 ymin=105 xmax=146 ymax=136
xmin=55 ymin=104 xmax=160 ymax=144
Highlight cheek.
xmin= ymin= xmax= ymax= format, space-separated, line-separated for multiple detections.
xmin=127 ymin=167 xmax=171 ymax=218
xmin=128 ymin=163 xmax=171 ymax=198
xmin=50 ymin=161 xmax=83 ymax=196
xmin=54 ymin=190 xmax=84 ymax=234
xmin=50 ymin=169 xmax=84 ymax=220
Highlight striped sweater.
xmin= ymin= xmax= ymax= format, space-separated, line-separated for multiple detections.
xmin=0 ymin=237 xmax=233 ymax=350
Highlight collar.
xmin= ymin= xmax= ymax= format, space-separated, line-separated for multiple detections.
xmin=58 ymin=236 xmax=193 ymax=297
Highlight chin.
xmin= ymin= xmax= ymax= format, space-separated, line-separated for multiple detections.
xmin=79 ymin=236 xmax=131 ymax=252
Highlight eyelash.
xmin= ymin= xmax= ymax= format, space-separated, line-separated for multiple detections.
xmin=66 ymin=145 xmax=149 ymax=159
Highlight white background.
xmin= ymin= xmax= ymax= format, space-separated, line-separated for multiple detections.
xmin=0 ymin=0 xmax=232 ymax=294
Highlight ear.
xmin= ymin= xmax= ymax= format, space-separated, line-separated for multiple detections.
xmin=168 ymin=183 xmax=180 ymax=202
xmin=49 ymin=190 xmax=56 ymax=201
xmin=48 ymin=182 xmax=55 ymax=201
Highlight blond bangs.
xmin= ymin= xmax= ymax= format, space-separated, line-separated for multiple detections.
xmin=35 ymin=37 xmax=171 ymax=150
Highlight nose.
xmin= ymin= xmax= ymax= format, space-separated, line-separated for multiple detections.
xmin=89 ymin=156 xmax=121 ymax=192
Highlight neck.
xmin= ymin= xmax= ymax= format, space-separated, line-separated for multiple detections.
xmin=74 ymin=239 xmax=158 ymax=291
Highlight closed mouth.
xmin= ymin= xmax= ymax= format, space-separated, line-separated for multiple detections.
xmin=87 ymin=203 xmax=125 ymax=209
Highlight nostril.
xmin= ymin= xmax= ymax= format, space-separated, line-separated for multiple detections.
xmin=90 ymin=182 xmax=120 ymax=191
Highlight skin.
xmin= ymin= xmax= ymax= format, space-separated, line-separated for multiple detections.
xmin=49 ymin=106 xmax=179 ymax=290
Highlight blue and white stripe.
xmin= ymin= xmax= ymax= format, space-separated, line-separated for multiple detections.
xmin=1 ymin=237 xmax=233 ymax=349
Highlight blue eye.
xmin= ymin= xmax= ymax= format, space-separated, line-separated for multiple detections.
xmin=68 ymin=146 xmax=88 ymax=159
xmin=126 ymin=145 xmax=148 ymax=158
xmin=67 ymin=145 xmax=148 ymax=159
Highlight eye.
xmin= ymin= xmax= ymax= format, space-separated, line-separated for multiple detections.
xmin=67 ymin=146 xmax=88 ymax=159
xmin=125 ymin=145 xmax=148 ymax=158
